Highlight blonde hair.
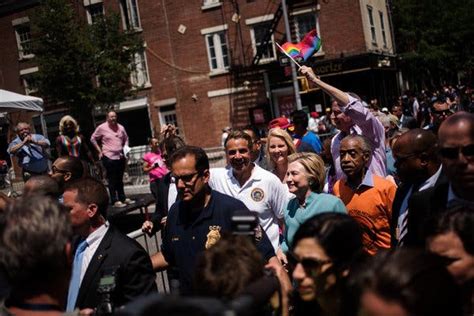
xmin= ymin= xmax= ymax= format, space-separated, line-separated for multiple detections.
xmin=59 ymin=115 xmax=79 ymax=135
xmin=288 ymin=152 xmax=325 ymax=193
xmin=265 ymin=128 xmax=296 ymax=168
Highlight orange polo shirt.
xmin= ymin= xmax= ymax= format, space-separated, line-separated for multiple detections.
xmin=333 ymin=171 xmax=396 ymax=255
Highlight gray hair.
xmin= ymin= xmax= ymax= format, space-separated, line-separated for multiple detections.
xmin=0 ymin=195 xmax=72 ymax=285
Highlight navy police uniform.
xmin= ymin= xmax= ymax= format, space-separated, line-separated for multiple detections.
xmin=161 ymin=189 xmax=275 ymax=294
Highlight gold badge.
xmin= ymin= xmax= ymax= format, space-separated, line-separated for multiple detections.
xmin=250 ymin=188 xmax=264 ymax=202
xmin=205 ymin=225 xmax=221 ymax=249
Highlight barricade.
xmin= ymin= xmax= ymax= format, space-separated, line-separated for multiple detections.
xmin=127 ymin=228 xmax=170 ymax=294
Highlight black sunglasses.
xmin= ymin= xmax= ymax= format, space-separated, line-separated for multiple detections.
xmin=172 ymin=171 xmax=200 ymax=184
xmin=286 ymin=251 xmax=331 ymax=276
xmin=439 ymin=144 xmax=474 ymax=160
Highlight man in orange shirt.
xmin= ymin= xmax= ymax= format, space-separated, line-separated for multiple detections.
xmin=333 ymin=135 xmax=396 ymax=255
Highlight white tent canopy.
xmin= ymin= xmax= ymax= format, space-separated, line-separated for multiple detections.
xmin=0 ymin=89 xmax=44 ymax=113
xmin=0 ymin=89 xmax=47 ymax=137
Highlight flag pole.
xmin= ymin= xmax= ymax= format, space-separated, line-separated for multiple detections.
xmin=275 ymin=42 xmax=303 ymax=69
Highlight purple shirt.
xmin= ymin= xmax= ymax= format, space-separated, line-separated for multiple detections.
xmin=90 ymin=122 xmax=128 ymax=160
xmin=331 ymin=94 xmax=387 ymax=180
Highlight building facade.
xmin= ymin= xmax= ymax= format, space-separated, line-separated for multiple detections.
xmin=0 ymin=0 xmax=397 ymax=152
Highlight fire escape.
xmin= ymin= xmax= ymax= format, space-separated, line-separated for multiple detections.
xmin=227 ymin=0 xmax=315 ymax=127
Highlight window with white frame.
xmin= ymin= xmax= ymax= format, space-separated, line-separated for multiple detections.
xmin=22 ymin=76 xmax=38 ymax=95
xmin=159 ymin=105 xmax=179 ymax=134
xmin=14 ymin=23 xmax=33 ymax=59
xmin=205 ymin=31 xmax=230 ymax=72
xmin=86 ymin=3 xmax=104 ymax=24
xmin=120 ymin=0 xmax=141 ymax=31
xmin=130 ymin=51 xmax=150 ymax=87
xmin=294 ymin=12 xmax=316 ymax=42
xmin=251 ymin=22 xmax=276 ymax=61
xmin=367 ymin=5 xmax=377 ymax=45
xmin=379 ymin=11 xmax=387 ymax=48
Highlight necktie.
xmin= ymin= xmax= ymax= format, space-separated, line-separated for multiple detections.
xmin=397 ymin=183 xmax=421 ymax=247
xmin=66 ymin=239 xmax=89 ymax=311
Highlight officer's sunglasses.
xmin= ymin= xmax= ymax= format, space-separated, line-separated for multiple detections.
xmin=439 ymin=144 xmax=474 ymax=160
xmin=173 ymin=171 xmax=200 ymax=185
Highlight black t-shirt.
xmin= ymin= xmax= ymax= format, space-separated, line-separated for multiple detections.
xmin=161 ymin=189 xmax=275 ymax=294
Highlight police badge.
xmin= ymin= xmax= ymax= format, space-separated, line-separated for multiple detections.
xmin=205 ymin=225 xmax=221 ymax=249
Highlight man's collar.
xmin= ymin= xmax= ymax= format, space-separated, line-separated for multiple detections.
xmin=347 ymin=168 xmax=373 ymax=190
xmin=176 ymin=190 xmax=214 ymax=225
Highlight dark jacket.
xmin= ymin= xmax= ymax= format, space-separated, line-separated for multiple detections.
xmin=75 ymin=225 xmax=157 ymax=310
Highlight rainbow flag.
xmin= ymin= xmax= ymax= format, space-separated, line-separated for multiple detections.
xmin=281 ymin=29 xmax=321 ymax=61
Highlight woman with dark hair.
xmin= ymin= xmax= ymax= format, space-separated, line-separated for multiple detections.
xmin=289 ymin=212 xmax=366 ymax=316
xmin=142 ymin=127 xmax=186 ymax=235
xmin=427 ymin=207 xmax=474 ymax=315
xmin=356 ymin=249 xmax=462 ymax=316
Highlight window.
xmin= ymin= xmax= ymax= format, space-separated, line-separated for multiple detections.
xmin=22 ymin=76 xmax=38 ymax=95
xmin=251 ymin=22 xmax=276 ymax=62
xmin=367 ymin=6 xmax=377 ymax=45
xmin=205 ymin=32 xmax=229 ymax=72
xmin=120 ymin=0 xmax=141 ymax=31
xmin=86 ymin=3 xmax=104 ymax=24
xmin=130 ymin=51 xmax=150 ymax=87
xmin=379 ymin=11 xmax=387 ymax=48
xmin=294 ymin=12 xmax=316 ymax=41
xmin=159 ymin=105 xmax=179 ymax=134
xmin=15 ymin=23 xmax=33 ymax=59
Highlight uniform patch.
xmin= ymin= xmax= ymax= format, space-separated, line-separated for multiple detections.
xmin=254 ymin=225 xmax=263 ymax=242
xmin=250 ymin=188 xmax=265 ymax=202
xmin=205 ymin=225 xmax=221 ymax=249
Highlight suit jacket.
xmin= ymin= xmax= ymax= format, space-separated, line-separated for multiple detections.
xmin=390 ymin=170 xmax=448 ymax=247
xmin=405 ymin=179 xmax=449 ymax=248
xmin=75 ymin=225 xmax=157 ymax=310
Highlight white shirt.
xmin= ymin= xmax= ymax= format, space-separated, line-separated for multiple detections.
xmin=81 ymin=222 xmax=110 ymax=284
xmin=167 ymin=176 xmax=178 ymax=211
xmin=210 ymin=165 xmax=288 ymax=251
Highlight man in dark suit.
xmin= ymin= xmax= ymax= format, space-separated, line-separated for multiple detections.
xmin=407 ymin=112 xmax=474 ymax=247
xmin=63 ymin=177 xmax=157 ymax=312
xmin=390 ymin=129 xmax=444 ymax=247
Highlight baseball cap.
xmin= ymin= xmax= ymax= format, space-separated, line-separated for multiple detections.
xmin=268 ymin=117 xmax=291 ymax=129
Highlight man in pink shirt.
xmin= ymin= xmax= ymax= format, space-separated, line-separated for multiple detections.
xmin=91 ymin=111 xmax=133 ymax=207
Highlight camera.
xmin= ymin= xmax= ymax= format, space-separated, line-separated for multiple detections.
xmin=96 ymin=267 xmax=118 ymax=316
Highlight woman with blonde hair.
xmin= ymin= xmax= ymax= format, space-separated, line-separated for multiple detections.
xmin=278 ymin=152 xmax=346 ymax=265
xmin=266 ymin=128 xmax=297 ymax=182
xmin=55 ymin=115 xmax=95 ymax=163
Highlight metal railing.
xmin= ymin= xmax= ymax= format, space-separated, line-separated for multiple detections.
xmin=127 ymin=228 xmax=170 ymax=294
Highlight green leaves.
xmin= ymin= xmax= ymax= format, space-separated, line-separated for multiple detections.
xmin=31 ymin=0 xmax=143 ymax=133
xmin=393 ymin=0 xmax=474 ymax=89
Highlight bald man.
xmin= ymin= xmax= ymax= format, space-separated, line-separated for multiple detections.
xmin=406 ymin=112 xmax=474 ymax=247
xmin=390 ymin=129 xmax=445 ymax=246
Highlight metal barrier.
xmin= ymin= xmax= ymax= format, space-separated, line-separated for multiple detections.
xmin=127 ymin=228 xmax=170 ymax=294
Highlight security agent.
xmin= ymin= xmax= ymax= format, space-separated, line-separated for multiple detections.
xmin=150 ymin=146 xmax=280 ymax=294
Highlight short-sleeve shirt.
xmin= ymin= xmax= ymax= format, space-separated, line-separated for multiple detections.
xmin=7 ymin=134 xmax=50 ymax=173
xmin=161 ymin=190 xmax=275 ymax=294
xmin=333 ymin=171 xmax=396 ymax=255
xmin=142 ymin=151 xmax=168 ymax=182
xmin=90 ymin=122 xmax=128 ymax=160
xmin=209 ymin=165 xmax=288 ymax=251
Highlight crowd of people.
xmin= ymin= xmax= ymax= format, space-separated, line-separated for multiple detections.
xmin=0 ymin=65 xmax=473 ymax=316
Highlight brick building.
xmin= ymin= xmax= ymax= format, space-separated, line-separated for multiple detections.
xmin=0 ymin=0 xmax=397 ymax=153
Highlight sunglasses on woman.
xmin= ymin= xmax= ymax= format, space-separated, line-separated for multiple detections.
xmin=286 ymin=251 xmax=331 ymax=276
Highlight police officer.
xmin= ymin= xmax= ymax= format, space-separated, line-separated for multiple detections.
xmin=150 ymin=146 xmax=281 ymax=294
